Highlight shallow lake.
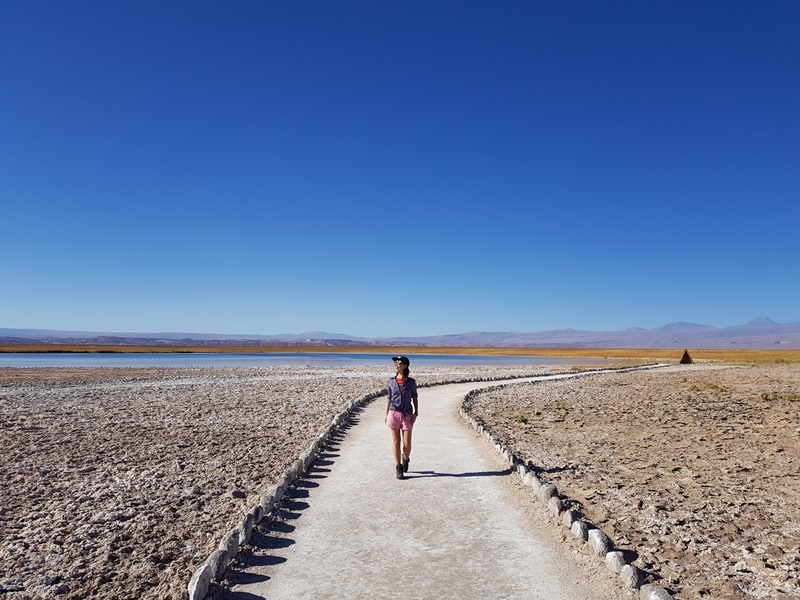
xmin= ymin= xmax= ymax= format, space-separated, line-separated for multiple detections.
xmin=0 ymin=352 xmax=615 ymax=368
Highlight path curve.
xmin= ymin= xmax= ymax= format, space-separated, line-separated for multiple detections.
xmin=221 ymin=372 xmax=650 ymax=599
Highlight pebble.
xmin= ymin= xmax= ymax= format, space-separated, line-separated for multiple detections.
xmin=571 ymin=520 xmax=589 ymax=541
xmin=538 ymin=483 xmax=558 ymax=502
xmin=259 ymin=487 xmax=278 ymax=513
xmin=620 ymin=564 xmax=644 ymax=589
xmin=206 ymin=549 xmax=228 ymax=582
xmin=250 ymin=505 xmax=263 ymax=525
xmin=218 ymin=529 xmax=240 ymax=562
xmin=237 ymin=512 xmax=255 ymax=545
xmin=523 ymin=472 xmax=541 ymax=492
xmin=561 ymin=509 xmax=578 ymax=529
xmin=640 ymin=583 xmax=673 ymax=599
xmin=605 ymin=550 xmax=626 ymax=574
xmin=300 ymin=449 xmax=315 ymax=470
xmin=548 ymin=496 xmax=563 ymax=516
xmin=588 ymin=528 xmax=612 ymax=556
xmin=187 ymin=562 xmax=212 ymax=600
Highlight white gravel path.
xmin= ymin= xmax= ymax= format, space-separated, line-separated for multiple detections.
xmin=222 ymin=377 xmax=624 ymax=599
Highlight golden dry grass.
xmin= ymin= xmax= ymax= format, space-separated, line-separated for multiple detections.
xmin=1 ymin=344 xmax=799 ymax=364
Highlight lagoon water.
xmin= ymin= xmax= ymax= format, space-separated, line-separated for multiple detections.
xmin=0 ymin=352 xmax=612 ymax=368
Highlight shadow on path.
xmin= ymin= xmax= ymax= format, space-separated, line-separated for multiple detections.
xmin=218 ymin=417 xmax=362 ymax=599
xmin=404 ymin=468 xmax=513 ymax=479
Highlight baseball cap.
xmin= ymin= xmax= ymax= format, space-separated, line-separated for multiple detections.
xmin=392 ymin=355 xmax=410 ymax=365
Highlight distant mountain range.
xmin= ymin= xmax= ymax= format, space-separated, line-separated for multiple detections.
xmin=2 ymin=317 xmax=800 ymax=349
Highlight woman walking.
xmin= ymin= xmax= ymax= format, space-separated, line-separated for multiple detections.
xmin=385 ymin=355 xmax=418 ymax=480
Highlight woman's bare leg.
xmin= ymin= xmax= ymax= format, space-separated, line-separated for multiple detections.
xmin=402 ymin=429 xmax=412 ymax=463
xmin=391 ymin=428 xmax=402 ymax=464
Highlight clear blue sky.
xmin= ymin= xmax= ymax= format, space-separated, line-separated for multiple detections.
xmin=2 ymin=1 xmax=798 ymax=337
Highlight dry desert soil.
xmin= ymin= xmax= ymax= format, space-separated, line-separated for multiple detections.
xmin=463 ymin=363 xmax=800 ymax=599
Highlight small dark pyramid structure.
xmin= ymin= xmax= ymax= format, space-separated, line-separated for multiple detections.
xmin=680 ymin=349 xmax=694 ymax=364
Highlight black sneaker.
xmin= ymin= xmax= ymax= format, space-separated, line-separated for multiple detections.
xmin=402 ymin=458 xmax=409 ymax=473
xmin=396 ymin=464 xmax=404 ymax=479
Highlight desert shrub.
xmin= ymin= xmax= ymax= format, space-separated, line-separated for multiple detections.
xmin=759 ymin=391 xmax=800 ymax=401
xmin=688 ymin=383 xmax=728 ymax=393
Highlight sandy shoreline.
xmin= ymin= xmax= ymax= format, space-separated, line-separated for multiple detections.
xmin=0 ymin=365 xmax=549 ymax=600
xmin=463 ymin=364 xmax=800 ymax=599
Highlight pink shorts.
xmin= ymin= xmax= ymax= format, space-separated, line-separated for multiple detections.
xmin=385 ymin=410 xmax=416 ymax=431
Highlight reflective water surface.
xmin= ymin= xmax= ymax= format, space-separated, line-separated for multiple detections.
xmin=0 ymin=352 xmax=614 ymax=368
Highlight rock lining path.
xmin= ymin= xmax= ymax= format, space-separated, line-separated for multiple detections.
xmin=221 ymin=375 xmax=627 ymax=599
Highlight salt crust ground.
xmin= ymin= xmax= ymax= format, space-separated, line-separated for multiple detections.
xmin=0 ymin=365 xmax=546 ymax=600
xmin=463 ymin=364 xmax=800 ymax=599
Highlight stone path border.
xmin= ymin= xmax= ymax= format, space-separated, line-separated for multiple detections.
xmin=459 ymin=364 xmax=676 ymax=600
xmin=186 ymin=364 xmax=673 ymax=600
